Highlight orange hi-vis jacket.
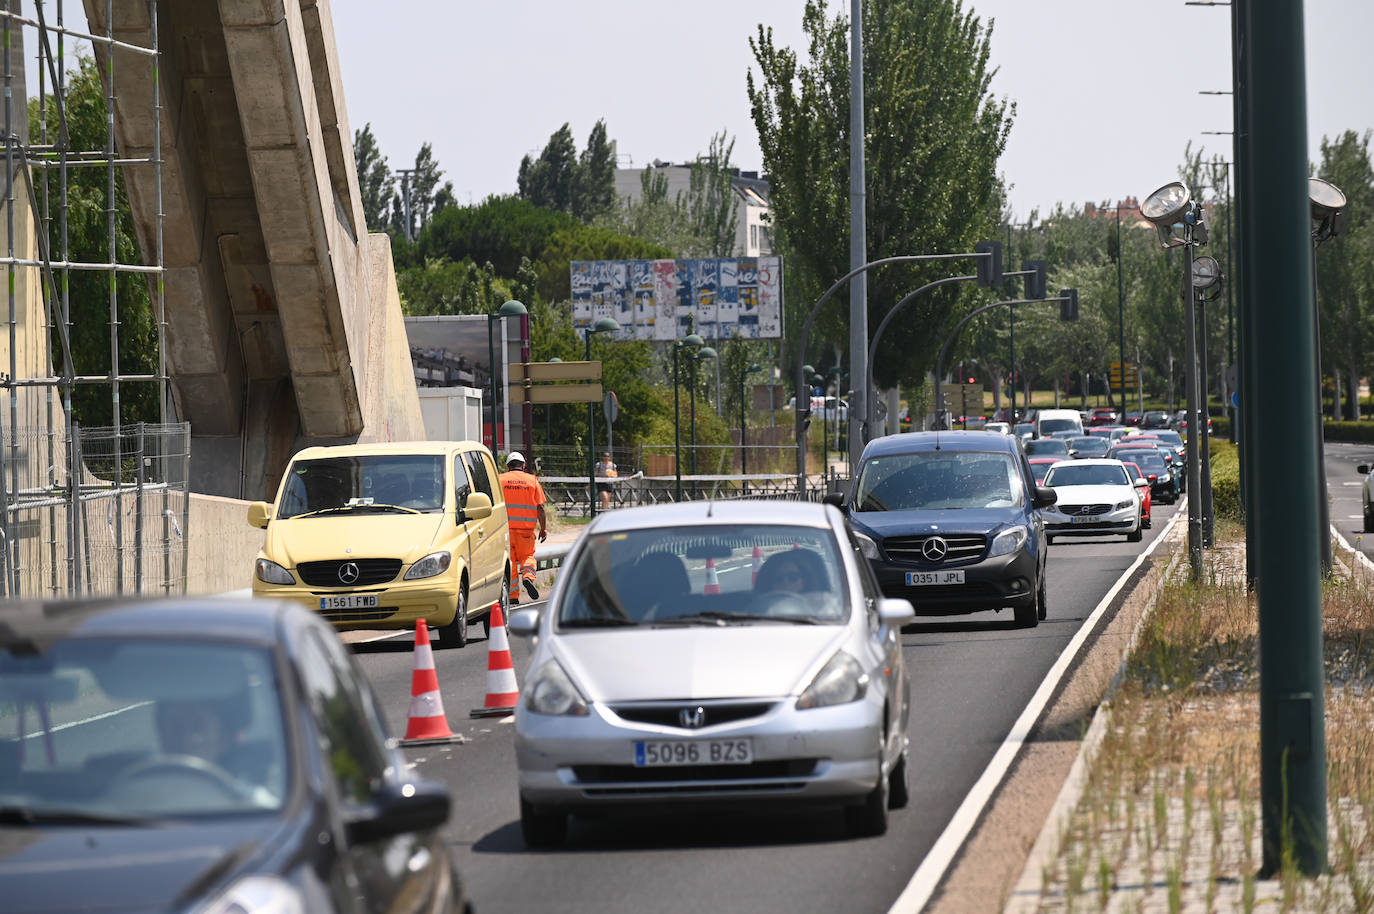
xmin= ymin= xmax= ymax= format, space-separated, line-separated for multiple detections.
xmin=499 ymin=469 xmax=546 ymax=531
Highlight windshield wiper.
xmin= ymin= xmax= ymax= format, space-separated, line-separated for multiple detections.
xmin=0 ymin=805 xmax=157 ymax=826
xmin=559 ymin=616 xmax=638 ymax=628
xmin=655 ymin=611 xmax=820 ymax=626
xmin=291 ymin=502 xmax=420 ymax=519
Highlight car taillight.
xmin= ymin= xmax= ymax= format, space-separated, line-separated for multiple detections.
xmin=1147 ymin=474 xmax=1157 ymax=481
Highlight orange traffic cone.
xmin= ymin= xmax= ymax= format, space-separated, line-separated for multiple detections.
xmin=751 ymin=546 xmax=763 ymax=586
xmin=704 ymin=557 xmax=722 ymax=595
xmin=401 ymin=621 xmax=463 ymax=746
xmin=471 ymin=603 xmax=520 ymax=718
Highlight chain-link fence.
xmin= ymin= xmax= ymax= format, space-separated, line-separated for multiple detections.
xmin=0 ymin=422 xmax=190 ymax=598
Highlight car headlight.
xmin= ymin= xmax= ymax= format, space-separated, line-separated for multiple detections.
xmin=797 ymin=651 xmax=868 ymax=710
xmin=988 ymin=525 xmax=1029 ymax=557
xmin=525 ymin=659 xmax=589 ymax=716
xmin=255 ymin=558 xmax=294 ymax=585
xmin=404 ymin=551 xmax=452 ymax=580
xmin=1115 ymin=499 xmax=1135 ymax=510
xmin=195 ymin=876 xmax=303 ymax=914
xmin=854 ymin=532 xmax=880 ymax=559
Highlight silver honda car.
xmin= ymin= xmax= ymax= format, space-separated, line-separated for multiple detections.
xmin=509 ymin=501 xmax=914 ymax=847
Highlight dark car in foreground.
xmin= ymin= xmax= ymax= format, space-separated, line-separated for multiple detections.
xmin=834 ymin=431 xmax=1057 ymax=628
xmin=0 ymin=598 xmax=469 ymax=914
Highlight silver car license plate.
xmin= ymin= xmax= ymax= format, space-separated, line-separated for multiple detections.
xmin=634 ymin=739 xmax=753 ymax=767
xmin=905 ymin=570 xmax=965 ymax=585
xmin=320 ymin=594 xmax=379 ymax=610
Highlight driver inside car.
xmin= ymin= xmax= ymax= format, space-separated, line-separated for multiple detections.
xmin=152 ymin=695 xmax=279 ymax=806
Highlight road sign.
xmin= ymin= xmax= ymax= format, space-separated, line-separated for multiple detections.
xmin=603 ymin=390 xmax=619 ymax=425
xmin=511 ymin=361 xmax=604 ymax=405
xmin=1108 ymin=361 xmax=1139 ymax=386
xmin=939 ymin=383 xmax=984 ymax=418
xmin=510 ymin=360 xmax=601 ymax=382
xmin=525 ymin=383 xmax=604 ymax=404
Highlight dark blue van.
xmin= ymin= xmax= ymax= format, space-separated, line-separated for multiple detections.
xmin=832 ymin=431 xmax=1056 ymax=627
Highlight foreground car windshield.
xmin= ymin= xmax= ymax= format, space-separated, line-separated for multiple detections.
xmin=278 ymin=454 xmax=445 ymax=518
xmin=1044 ymin=464 xmax=1130 ymax=487
xmin=854 ymin=451 xmax=1023 ymax=511
xmin=558 ymin=525 xmax=847 ymax=627
xmin=1 ymin=638 xmax=288 ymax=819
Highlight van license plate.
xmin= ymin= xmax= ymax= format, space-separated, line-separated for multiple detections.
xmin=905 ymin=570 xmax=964 ymax=585
xmin=320 ymin=594 xmax=379 ymax=610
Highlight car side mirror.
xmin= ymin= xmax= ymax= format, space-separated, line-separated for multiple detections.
xmin=822 ymin=492 xmax=845 ymax=508
xmin=346 ymin=777 xmax=450 ymax=846
xmin=247 ymin=501 xmax=272 ymax=529
xmin=1032 ymin=486 xmax=1057 ymax=509
xmin=507 ymin=607 xmax=540 ymax=637
xmin=1134 ymin=478 xmax=1149 ymax=488
xmin=877 ymin=598 xmax=915 ymax=625
xmin=460 ymin=491 xmax=493 ymax=523
xmin=1359 ymin=465 xmax=1370 ymax=475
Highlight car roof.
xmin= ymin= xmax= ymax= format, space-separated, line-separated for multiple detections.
xmin=1053 ymin=458 xmax=1127 ymax=468
xmin=0 ymin=596 xmax=294 ymax=650
xmin=586 ymin=499 xmax=837 ymax=534
xmin=289 ymin=440 xmax=487 ymax=460
xmin=859 ymin=430 xmax=1020 ymax=459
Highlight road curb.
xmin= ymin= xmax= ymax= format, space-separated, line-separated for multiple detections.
xmin=1001 ymin=510 xmax=1187 ymax=914
xmin=889 ymin=501 xmax=1189 ymax=914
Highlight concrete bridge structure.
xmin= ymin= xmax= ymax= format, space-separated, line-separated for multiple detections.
xmin=87 ymin=0 xmax=423 ymax=500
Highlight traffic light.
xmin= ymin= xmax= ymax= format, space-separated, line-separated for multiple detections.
xmin=1023 ymin=259 xmax=1047 ymax=299
xmin=975 ymin=240 xmax=1003 ymax=288
xmin=1059 ymin=288 xmax=1079 ymax=321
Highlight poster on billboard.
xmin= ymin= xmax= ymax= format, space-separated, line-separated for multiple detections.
xmin=571 ymin=255 xmax=783 ymax=340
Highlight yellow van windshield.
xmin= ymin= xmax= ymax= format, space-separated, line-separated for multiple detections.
xmin=279 ymin=455 xmax=445 ymax=518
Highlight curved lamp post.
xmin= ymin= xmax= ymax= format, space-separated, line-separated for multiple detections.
xmin=933 ymin=292 xmax=1075 ymax=428
xmin=1141 ymin=181 xmax=1205 ymax=579
xmin=792 ymin=251 xmax=1001 ymax=493
xmin=672 ymin=335 xmax=704 ymax=501
xmin=584 ymin=317 xmax=620 ymax=517
xmin=1192 ymin=255 xmax=1224 ymax=547
xmin=487 ymin=299 xmax=528 ymax=452
xmin=689 ymin=347 xmax=717 ymax=496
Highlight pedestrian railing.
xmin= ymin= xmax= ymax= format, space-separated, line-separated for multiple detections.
xmin=540 ymin=472 xmax=832 ymax=518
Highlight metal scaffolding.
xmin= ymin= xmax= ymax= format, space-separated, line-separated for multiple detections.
xmin=0 ymin=0 xmax=186 ymax=598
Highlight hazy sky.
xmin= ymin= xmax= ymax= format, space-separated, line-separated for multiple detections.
xmin=330 ymin=0 xmax=1373 ymax=220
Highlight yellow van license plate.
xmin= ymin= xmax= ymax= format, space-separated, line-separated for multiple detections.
xmin=320 ymin=594 xmax=379 ymax=610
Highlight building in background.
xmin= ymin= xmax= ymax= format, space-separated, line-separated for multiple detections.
xmin=613 ymin=162 xmax=774 ymax=258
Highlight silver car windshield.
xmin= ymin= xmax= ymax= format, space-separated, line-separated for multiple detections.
xmin=557 ymin=525 xmax=848 ymax=628
xmin=278 ymin=454 xmax=445 ymax=518
xmin=853 ymin=451 xmax=1024 ymax=511
xmin=0 ymin=639 xmax=289 ymax=820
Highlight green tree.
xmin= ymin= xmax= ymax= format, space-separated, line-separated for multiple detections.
xmin=748 ymin=0 xmax=1013 ymax=389
xmin=1316 ymin=130 xmax=1374 ymax=419
xmin=687 ymin=131 xmax=740 ymax=257
xmin=29 ymin=55 xmax=157 ymax=427
xmin=572 ymin=119 xmax=616 ymax=223
xmin=518 ymin=123 xmax=578 ymax=215
xmin=352 ymin=122 xmax=393 ymax=231
xmin=595 ymin=166 xmax=698 ymax=254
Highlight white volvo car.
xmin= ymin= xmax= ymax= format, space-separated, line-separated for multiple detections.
xmin=1042 ymin=458 xmax=1146 ymax=544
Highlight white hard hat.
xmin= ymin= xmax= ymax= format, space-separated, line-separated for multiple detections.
xmin=505 ymin=451 xmax=525 ymax=466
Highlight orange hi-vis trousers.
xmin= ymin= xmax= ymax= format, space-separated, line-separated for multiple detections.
xmin=509 ymin=527 xmax=538 ymax=601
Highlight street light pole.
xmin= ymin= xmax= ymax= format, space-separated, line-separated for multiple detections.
xmin=672 ymin=334 xmax=704 ymax=503
xmin=688 ymin=347 xmax=717 ymax=498
xmin=584 ymin=317 xmax=620 ymax=518
xmin=1116 ymin=203 xmax=1127 ymax=420
xmin=739 ymin=362 xmax=760 ymax=483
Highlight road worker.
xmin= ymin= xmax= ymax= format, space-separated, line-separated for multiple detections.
xmin=499 ymin=451 xmax=547 ymax=604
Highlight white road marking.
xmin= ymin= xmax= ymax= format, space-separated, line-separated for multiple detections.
xmin=1343 ymin=481 xmax=1363 ymax=487
xmin=888 ymin=502 xmax=1187 ymax=914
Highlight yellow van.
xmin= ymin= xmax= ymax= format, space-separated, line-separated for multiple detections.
xmin=248 ymin=441 xmax=510 ymax=647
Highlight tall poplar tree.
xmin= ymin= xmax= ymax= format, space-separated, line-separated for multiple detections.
xmin=748 ymin=0 xmax=1013 ymax=388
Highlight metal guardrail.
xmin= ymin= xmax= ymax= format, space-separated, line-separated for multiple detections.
xmin=538 ymin=472 xmax=836 ymax=517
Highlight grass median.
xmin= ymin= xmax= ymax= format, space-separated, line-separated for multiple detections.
xmin=1028 ymin=520 xmax=1374 ymax=913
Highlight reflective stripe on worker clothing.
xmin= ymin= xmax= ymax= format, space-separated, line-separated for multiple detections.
xmin=509 ymin=527 xmax=538 ymax=601
xmin=499 ymin=470 xmax=546 ymax=531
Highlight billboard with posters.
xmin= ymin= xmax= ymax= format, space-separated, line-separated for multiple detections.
xmin=571 ymin=256 xmax=783 ymax=341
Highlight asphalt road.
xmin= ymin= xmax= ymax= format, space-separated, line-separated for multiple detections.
xmin=347 ymin=501 xmax=1182 ymax=914
xmin=1326 ymin=441 xmax=1374 ymax=566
